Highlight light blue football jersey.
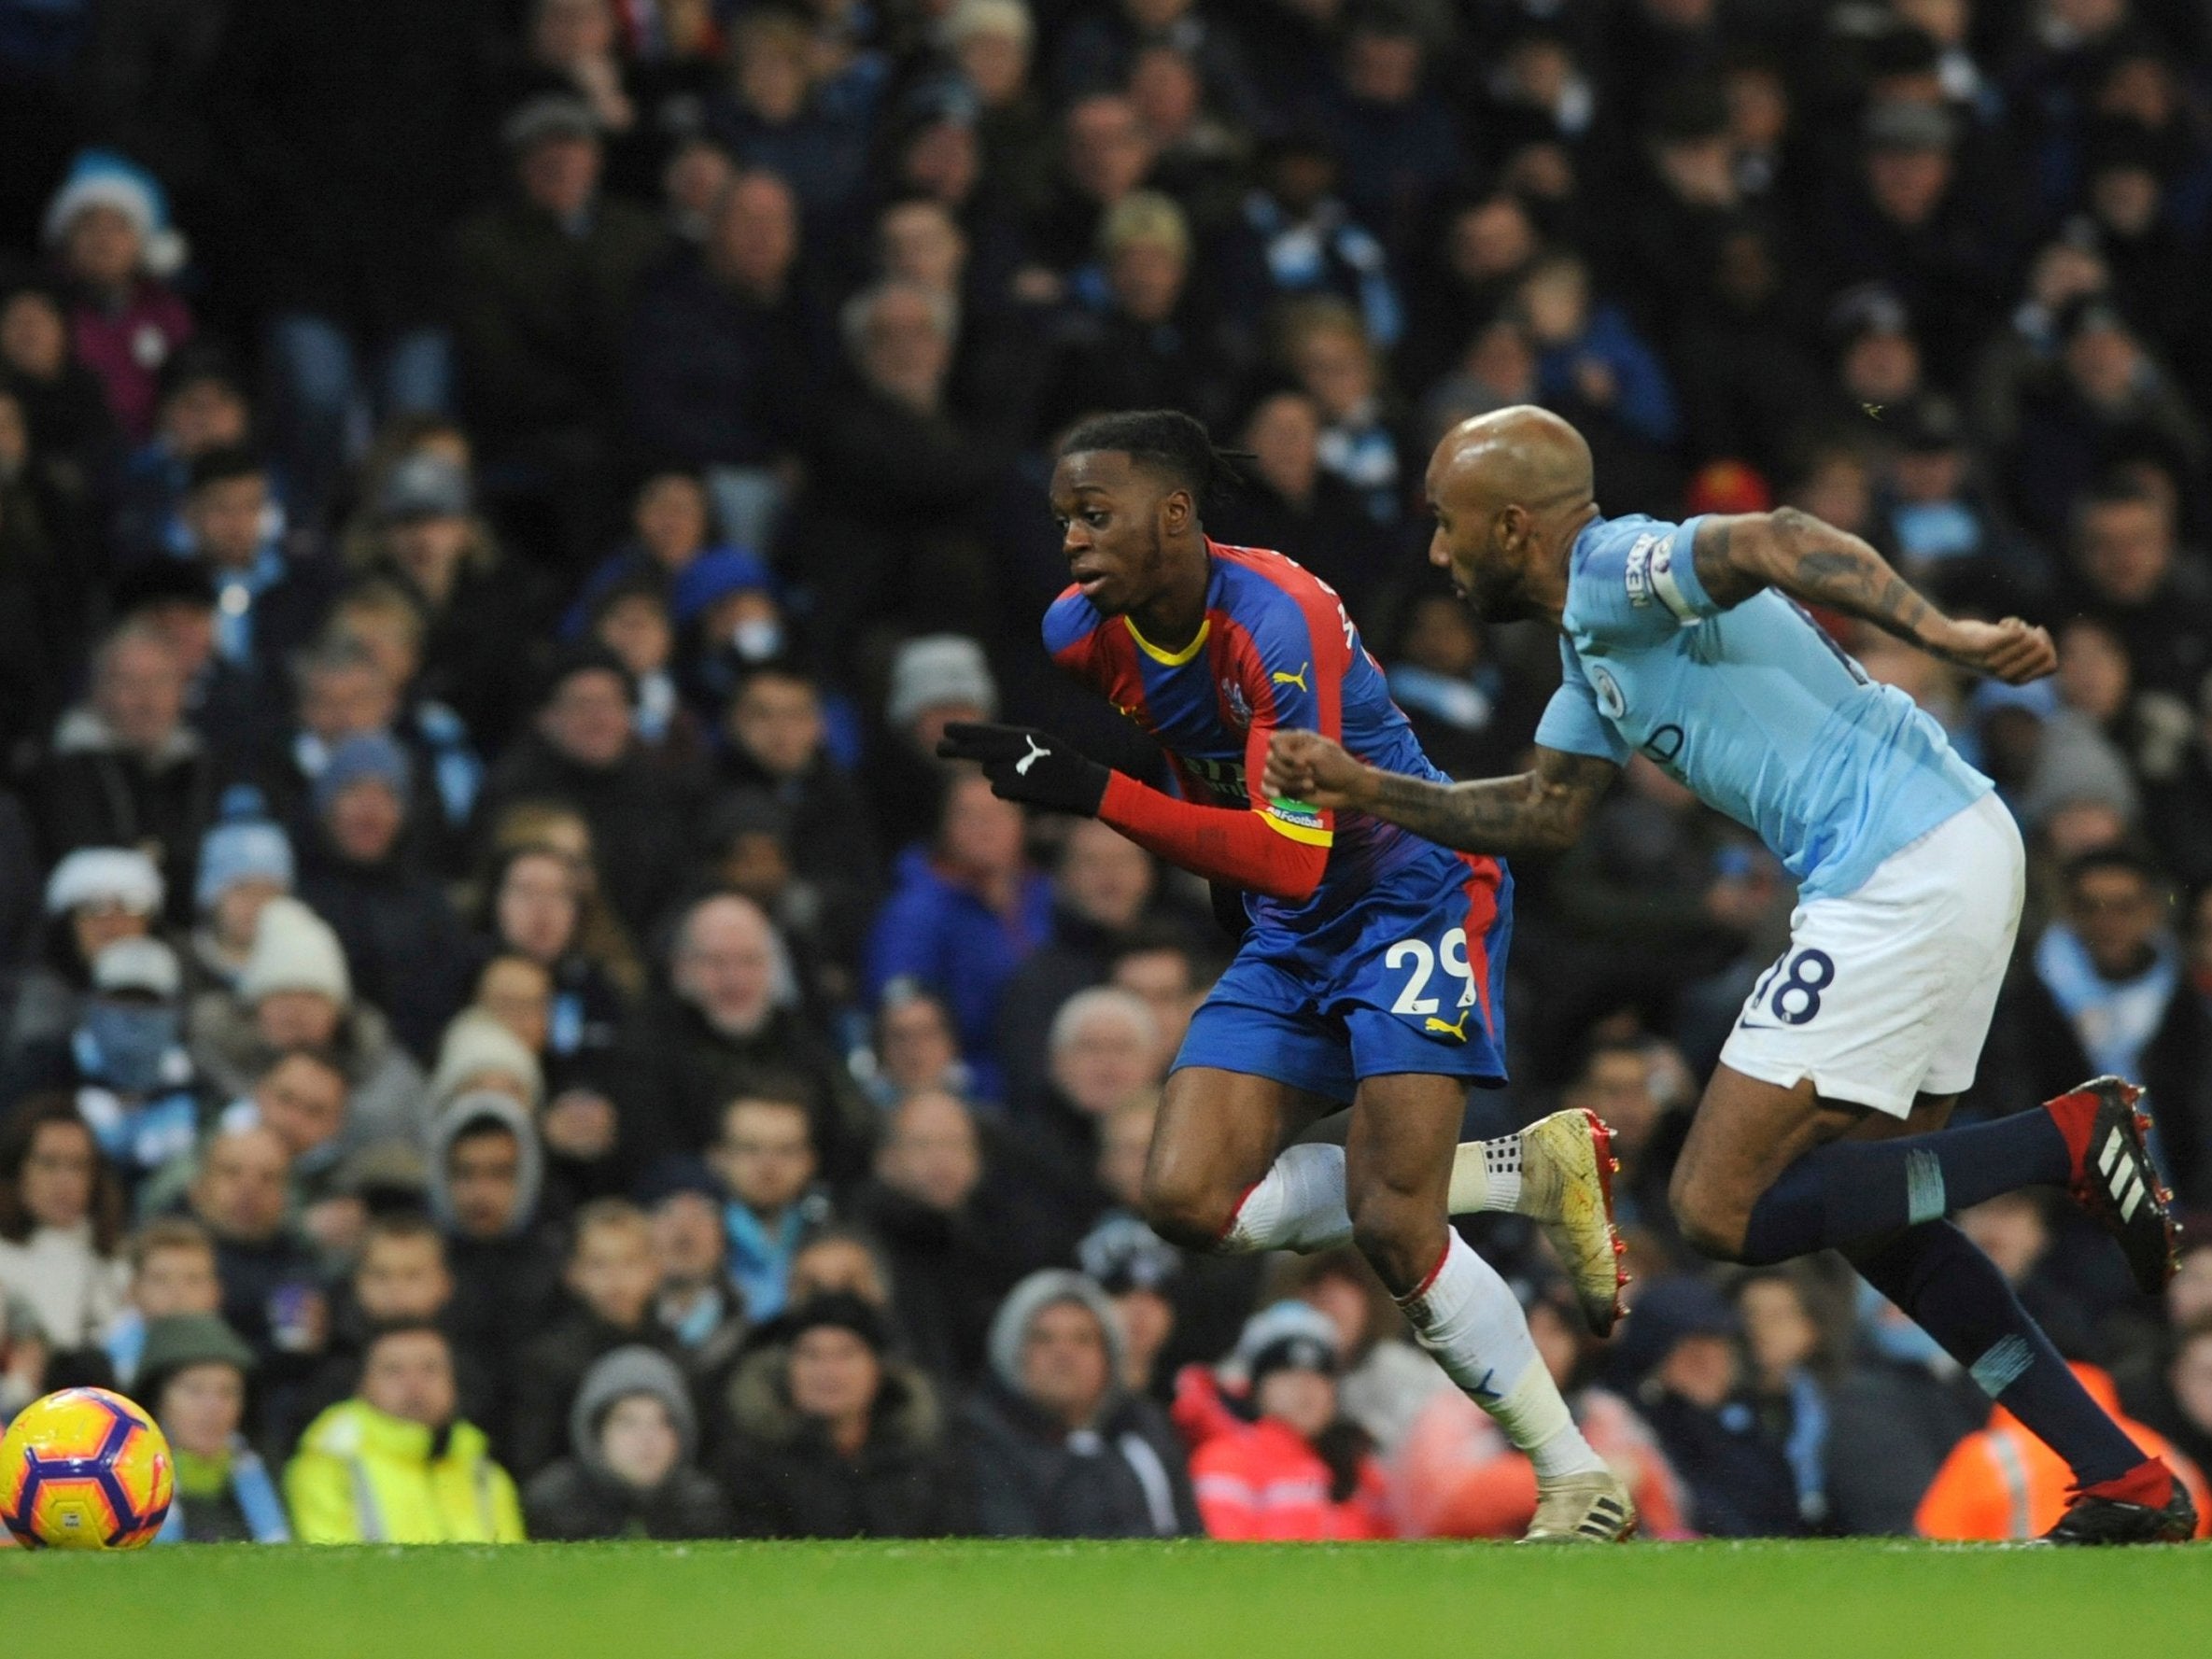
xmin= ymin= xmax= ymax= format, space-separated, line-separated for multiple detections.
xmin=1533 ymin=513 xmax=1993 ymax=900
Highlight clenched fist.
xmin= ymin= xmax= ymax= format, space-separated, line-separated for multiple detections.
xmin=1264 ymin=730 xmax=1375 ymax=811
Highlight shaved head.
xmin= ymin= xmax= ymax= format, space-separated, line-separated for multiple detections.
xmin=1430 ymin=405 xmax=1593 ymax=518
xmin=1424 ymin=406 xmax=1597 ymax=624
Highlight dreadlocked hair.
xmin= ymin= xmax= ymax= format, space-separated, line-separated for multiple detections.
xmin=1058 ymin=409 xmax=1247 ymax=506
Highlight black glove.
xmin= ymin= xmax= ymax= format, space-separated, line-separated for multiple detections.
xmin=936 ymin=722 xmax=1110 ymax=816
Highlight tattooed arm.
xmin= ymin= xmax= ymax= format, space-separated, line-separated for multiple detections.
xmin=1263 ymin=736 xmax=1618 ymax=856
xmin=1690 ymin=509 xmax=2055 ymax=683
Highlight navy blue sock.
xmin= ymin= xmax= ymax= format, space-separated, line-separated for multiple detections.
xmin=1853 ymin=1221 xmax=2141 ymax=1486
xmin=1740 ymin=1111 xmax=2072 ymax=1263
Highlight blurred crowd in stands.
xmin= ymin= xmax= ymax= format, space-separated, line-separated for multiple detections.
xmin=1 ymin=0 xmax=2211 ymax=1543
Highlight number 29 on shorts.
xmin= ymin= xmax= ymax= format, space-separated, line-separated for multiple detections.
xmin=1386 ymin=926 xmax=1480 ymax=1016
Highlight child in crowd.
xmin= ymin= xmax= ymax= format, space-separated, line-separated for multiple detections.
xmin=105 ymin=1216 xmax=222 ymax=1385
xmin=509 ymin=1199 xmax=672 ymax=1477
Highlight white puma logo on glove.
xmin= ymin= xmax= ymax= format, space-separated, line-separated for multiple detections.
xmin=1015 ymin=737 xmax=1050 ymax=776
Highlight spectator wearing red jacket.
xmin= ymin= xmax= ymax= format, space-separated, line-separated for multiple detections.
xmin=1191 ymin=1328 xmax=1391 ymax=1540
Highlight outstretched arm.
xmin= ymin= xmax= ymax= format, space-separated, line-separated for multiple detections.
xmin=937 ymin=723 xmax=1327 ymax=903
xmin=1264 ymin=735 xmax=1618 ymax=857
xmin=1691 ymin=510 xmax=2055 ymax=683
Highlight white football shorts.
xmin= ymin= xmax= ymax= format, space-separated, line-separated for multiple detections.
xmin=1718 ymin=791 xmax=2025 ymax=1118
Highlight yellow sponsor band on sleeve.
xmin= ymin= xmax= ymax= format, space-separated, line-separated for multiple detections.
xmin=1261 ymin=809 xmax=1334 ymax=848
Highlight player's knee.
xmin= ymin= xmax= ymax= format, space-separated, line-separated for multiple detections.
xmin=1668 ymin=1168 xmax=1752 ymax=1263
xmin=1349 ymin=1186 xmax=1434 ymax=1289
xmin=1139 ymin=1168 xmax=1235 ymax=1253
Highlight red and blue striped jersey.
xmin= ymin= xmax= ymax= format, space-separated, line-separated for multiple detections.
xmin=1045 ymin=539 xmax=1483 ymax=925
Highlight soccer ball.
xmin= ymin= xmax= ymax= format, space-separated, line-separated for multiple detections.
xmin=0 ymin=1387 xmax=174 ymax=1550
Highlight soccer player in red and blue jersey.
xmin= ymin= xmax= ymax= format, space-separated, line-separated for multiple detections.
xmin=938 ymin=411 xmax=1635 ymax=1540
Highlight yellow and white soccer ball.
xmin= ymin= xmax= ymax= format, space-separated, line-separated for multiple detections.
xmin=0 ymin=1386 xmax=174 ymax=1550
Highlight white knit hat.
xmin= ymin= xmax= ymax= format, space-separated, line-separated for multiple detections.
xmin=886 ymin=634 xmax=997 ymax=729
xmin=45 ymin=847 xmax=164 ymax=918
xmin=429 ymin=1008 xmax=544 ymax=1113
xmin=91 ymin=936 xmax=182 ymax=1000
xmin=237 ymin=896 xmax=351 ymax=1005
xmin=41 ymin=149 xmax=188 ymax=277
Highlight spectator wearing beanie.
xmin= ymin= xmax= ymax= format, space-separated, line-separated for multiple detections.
xmin=185 ymin=820 xmax=293 ymax=1000
xmin=716 ymin=1293 xmax=967 ymax=1539
xmin=347 ymin=451 xmax=544 ymax=754
xmin=9 ymin=845 xmax=163 ymax=1052
xmin=295 ymin=731 xmax=473 ymax=1059
xmin=240 ymin=629 xmax=478 ymax=879
xmin=140 ymin=1313 xmax=290 ymax=1544
xmin=524 ymin=1344 xmax=731 ymax=1540
xmin=427 ymin=1008 xmax=545 ymax=1122
xmin=959 ymin=1269 xmax=1198 ymax=1538
xmin=481 ymin=644 xmax=701 ymax=940
xmin=41 ymin=149 xmax=194 ymax=443
xmin=1077 ymin=1214 xmax=1182 ymax=1399
xmin=1191 ymin=1326 xmax=1393 ymax=1540
xmin=866 ymin=633 xmax=1000 ymax=858
xmin=188 ymin=895 xmax=428 ymax=1156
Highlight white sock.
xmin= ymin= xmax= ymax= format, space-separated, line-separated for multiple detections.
xmin=1446 ymin=1134 xmax=1523 ymax=1214
xmin=1398 ymin=1233 xmax=1605 ymax=1479
xmin=1222 ymin=1143 xmax=1354 ymax=1253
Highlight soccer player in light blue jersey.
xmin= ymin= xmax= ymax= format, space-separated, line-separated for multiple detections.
xmin=1268 ymin=406 xmax=2194 ymax=1544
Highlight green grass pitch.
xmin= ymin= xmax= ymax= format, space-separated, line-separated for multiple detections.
xmin=7 ymin=1539 xmax=2210 ymax=1658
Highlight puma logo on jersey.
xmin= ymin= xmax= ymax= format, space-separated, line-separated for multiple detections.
xmin=1424 ymin=1009 xmax=1472 ymax=1041
xmin=1015 ymin=737 xmax=1050 ymax=776
xmin=1272 ymin=663 xmax=1310 ymax=693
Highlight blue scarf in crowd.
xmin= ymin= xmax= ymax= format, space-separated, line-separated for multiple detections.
xmin=2034 ymin=923 xmax=2180 ymax=1082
